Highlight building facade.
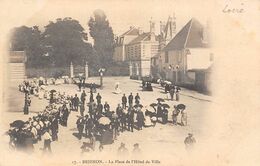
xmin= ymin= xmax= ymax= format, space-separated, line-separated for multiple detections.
xmin=156 ymin=18 xmax=213 ymax=90
xmin=113 ymin=27 xmax=140 ymax=62
xmin=9 ymin=51 xmax=27 ymax=80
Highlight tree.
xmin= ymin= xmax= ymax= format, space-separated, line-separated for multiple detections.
xmin=88 ymin=9 xmax=115 ymax=69
xmin=43 ymin=17 xmax=92 ymax=67
xmin=10 ymin=26 xmax=45 ymax=67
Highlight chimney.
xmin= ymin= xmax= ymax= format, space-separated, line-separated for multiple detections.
xmin=160 ymin=21 xmax=166 ymax=34
xmin=150 ymin=18 xmax=155 ymax=33
xmin=171 ymin=12 xmax=176 ymax=35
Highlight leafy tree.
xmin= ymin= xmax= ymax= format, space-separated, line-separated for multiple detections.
xmin=10 ymin=26 xmax=45 ymax=67
xmin=88 ymin=9 xmax=115 ymax=69
xmin=43 ymin=17 xmax=92 ymax=67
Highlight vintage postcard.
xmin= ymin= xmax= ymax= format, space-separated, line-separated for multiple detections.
xmin=0 ymin=0 xmax=259 ymax=166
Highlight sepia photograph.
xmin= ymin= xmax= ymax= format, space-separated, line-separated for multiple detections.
xmin=0 ymin=0 xmax=259 ymax=166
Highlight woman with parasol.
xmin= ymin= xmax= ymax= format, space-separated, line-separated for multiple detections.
xmin=156 ymin=98 xmax=164 ymax=119
xmin=172 ymin=105 xmax=179 ymax=125
xmin=176 ymin=104 xmax=186 ymax=125
xmin=161 ymin=104 xmax=170 ymax=124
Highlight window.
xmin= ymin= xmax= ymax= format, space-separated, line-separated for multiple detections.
xmin=165 ymin=51 xmax=169 ymax=63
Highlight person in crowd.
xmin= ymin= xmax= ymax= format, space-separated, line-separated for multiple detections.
xmin=88 ymin=102 xmax=94 ymax=119
xmin=135 ymin=93 xmax=140 ymax=105
xmin=50 ymin=116 xmax=59 ymax=141
xmin=120 ymin=108 xmax=127 ymax=132
xmin=96 ymin=103 xmax=103 ymax=120
xmin=172 ymin=105 xmax=179 ymax=125
xmin=61 ymin=104 xmax=69 ymax=127
xmin=23 ymin=94 xmax=30 ymax=115
xmin=99 ymin=144 xmax=104 ymax=152
xmin=132 ymin=143 xmax=141 ymax=155
xmin=161 ymin=105 xmax=169 ymax=124
xmin=76 ymin=116 xmax=85 ymax=140
xmin=89 ymin=133 xmax=96 ymax=151
xmin=89 ymin=91 xmax=94 ymax=103
xmin=96 ymin=93 xmax=102 ymax=105
xmin=42 ymin=129 xmax=52 ymax=154
xmin=184 ymin=133 xmax=196 ymax=150
xmin=127 ymin=106 xmax=134 ymax=132
xmin=85 ymin=115 xmax=94 ymax=137
xmin=111 ymin=115 xmax=120 ymax=140
xmin=136 ymin=108 xmax=144 ymax=130
xmin=79 ymin=102 xmax=85 ymax=117
xmin=81 ymin=90 xmax=87 ymax=105
xmin=70 ymin=95 xmax=74 ymax=111
xmin=73 ymin=94 xmax=80 ymax=112
xmin=103 ymin=102 xmax=110 ymax=114
xmin=117 ymin=142 xmax=129 ymax=157
xmin=156 ymin=100 xmax=163 ymax=118
xmin=169 ymin=86 xmax=175 ymax=101
xmin=175 ymin=86 xmax=181 ymax=101
xmin=122 ymin=94 xmax=127 ymax=109
xmin=128 ymin=93 xmax=133 ymax=106
xmin=181 ymin=109 xmax=187 ymax=126
xmin=116 ymin=104 xmax=123 ymax=131
xmin=78 ymin=80 xmax=82 ymax=92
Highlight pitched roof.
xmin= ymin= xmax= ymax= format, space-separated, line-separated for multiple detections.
xmin=121 ymin=27 xmax=139 ymax=36
xmin=164 ymin=18 xmax=209 ymax=51
xmin=128 ymin=32 xmax=159 ymax=45
xmin=128 ymin=32 xmax=150 ymax=44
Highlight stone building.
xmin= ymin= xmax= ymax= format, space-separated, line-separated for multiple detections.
xmin=127 ymin=20 xmax=159 ymax=79
xmin=8 ymin=51 xmax=27 ymax=80
xmin=113 ymin=27 xmax=140 ymax=62
xmin=157 ymin=18 xmax=213 ymax=90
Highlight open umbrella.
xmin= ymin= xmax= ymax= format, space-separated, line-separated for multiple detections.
xmin=10 ymin=120 xmax=25 ymax=128
xmin=98 ymin=117 xmax=111 ymax=125
xmin=145 ymin=106 xmax=156 ymax=113
xmin=157 ymin=98 xmax=165 ymax=102
xmin=177 ymin=104 xmax=186 ymax=110
xmin=40 ymin=85 xmax=46 ymax=89
xmin=50 ymin=89 xmax=56 ymax=93
xmin=134 ymin=104 xmax=143 ymax=108
xmin=150 ymin=103 xmax=157 ymax=107
xmin=162 ymin=103 xmax=170 ymax=109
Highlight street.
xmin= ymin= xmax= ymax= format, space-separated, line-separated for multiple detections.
xmin=2 ymin=76 xmax=212 ymax=163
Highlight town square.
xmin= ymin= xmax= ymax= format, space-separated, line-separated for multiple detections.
xmin=2 ymin=0 xmax=214 ymax=164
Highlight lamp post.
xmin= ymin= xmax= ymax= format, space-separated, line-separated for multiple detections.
xmin=98 ymin=68 xmax=106 ymax=87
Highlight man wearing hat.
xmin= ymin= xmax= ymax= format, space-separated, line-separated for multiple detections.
xmin=117 ymin=142 xmax=129 ymax=156
xmin=184 ymin=133 xmax=196 ymax=150
xmin=128 ymin=93 xmax=133 ymax=107
xmin=76 ymin=116 xmax=85 ymax=140
xmin=127 ymin=106 xmax=134 ymax=132
xmin=132 ymin=143 xmax=141 ymax=155
xmin=79 ymin=101 xmax=85 ymax=117
xmin=42 ymin=129 xmax=52 ymax=153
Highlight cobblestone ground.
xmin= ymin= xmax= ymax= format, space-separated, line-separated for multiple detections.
xmin=1 ymin=77 xmax=212 ymax=164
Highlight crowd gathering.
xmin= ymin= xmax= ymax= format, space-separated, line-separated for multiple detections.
xmin=7 ymin=77 xmax=194 ymax=154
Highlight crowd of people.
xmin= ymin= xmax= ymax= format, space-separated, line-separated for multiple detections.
xmin=7 ymin=103 xmax=70 ymax=153
xmin=8 ymin=76 xmax=194 ymax=154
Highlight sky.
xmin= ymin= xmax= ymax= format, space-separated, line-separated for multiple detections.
xmin=6 ymin=0 xmax=212 ymax=40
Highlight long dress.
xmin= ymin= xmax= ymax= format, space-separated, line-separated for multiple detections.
xmin=114 ymin=83 xmax=122 ymax=94
xmin=181 ymin=111 xmax=187 ymax=126
xmin=176 ymin=110 xmax=182 ymax=125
